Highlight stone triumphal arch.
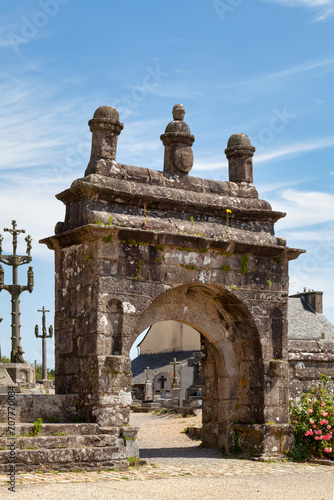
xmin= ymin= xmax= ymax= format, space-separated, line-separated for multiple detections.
xmin=42 ymin=104 xmax=303 ymax=457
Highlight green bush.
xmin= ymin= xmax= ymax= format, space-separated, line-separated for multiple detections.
xmin=34 ymin=363 xmax=55 ymax=381
xmin=289 ymin=374 xmax=334 ymax=461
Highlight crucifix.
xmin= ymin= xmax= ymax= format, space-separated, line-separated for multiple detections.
xmin=35 ymin=306 xmax=53 ymax=380
xmin=0 ymin=220 xmax=34 ymax=363
xmin=187 ymin=352 xmax=201 ymax=387
xmin=170 ymin=357 xmax=180 ymax=388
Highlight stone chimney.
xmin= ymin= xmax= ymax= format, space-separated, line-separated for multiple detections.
xmin=225 ymin=133 xmax=255 ymax=183
xmin=85 ymin=105 xmax=123 ymax=176
xmin=290 ymin=290 xmax=323 ymax=314
xmin=160 ymin=104 xmax=195 ymax=176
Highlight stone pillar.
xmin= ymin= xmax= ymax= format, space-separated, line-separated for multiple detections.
xmin=201 ymin=338 xmax=219 ymax=450
xmin=225 ymin=133 xmax=255 ymax=183
xmin=160 ymin=104 xmax=195 ymax=175
xmin=85 ymin=105 xmax=124 ymax=177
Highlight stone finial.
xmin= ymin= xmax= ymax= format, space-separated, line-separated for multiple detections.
xmin=225 ymin=133 xmax=255 ymax=183
xmin=160 ymin=104 xmax=195 ymax=175
xmin=85 ymin=106 xmax=124 ymax=176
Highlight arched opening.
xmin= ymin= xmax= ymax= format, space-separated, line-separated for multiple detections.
xmin=131 ymin=320 xmax=201 ymax=403
xmin=127 ymin=283 xmax=264 ymax=453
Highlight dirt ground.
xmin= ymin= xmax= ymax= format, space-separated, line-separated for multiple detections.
xmin=0 ymin=410 xmax=333 ymax=499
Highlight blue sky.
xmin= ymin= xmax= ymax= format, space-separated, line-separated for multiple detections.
xmin=0 ymin=0 xmax=334 ymax=367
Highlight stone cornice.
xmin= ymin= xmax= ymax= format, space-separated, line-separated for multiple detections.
xmin=40 ymin=225 xmax=304 ymax=261
xmin=56 ymin=175 xmax=286 ymax=224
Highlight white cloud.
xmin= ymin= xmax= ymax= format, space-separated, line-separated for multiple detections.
xmin=255 ymin=136 xmax=334 ymax=164
xmin=283 ymin=228 xmax=333 ymax=241
xmin=193 ymin=158 xmax=227 ymax=172
xmin=262 ymin=0 xmax=334 ymax=20
xmin=266 ymin=184 xmax=334 ymax=323
xmin=0 ymin=75 xmax=91 ymax=171
xmin=148 ymin=87 xmax=203 ymax=99
xmin=258 ymin=179 xmax=307 ymax=195
xmin=269 ymin=188 xmax=334 ymax=230
xmin=268 ymin=1 xmax=332 ymax=5
xmin=0 ymin=173 xmax=65 ymax=260
xmin=216 ymin=57 xmax=334 ymax=99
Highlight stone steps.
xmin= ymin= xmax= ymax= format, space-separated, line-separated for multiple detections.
xmin=0 ymin=423 xmax=130 ymax=471
xmin=0 ymin=423 xmax=111 ymax=437
xmin=0 ymin=446 xmax=128 ymax=472
xmin=0 ymin=433 xmax=120 ymax=449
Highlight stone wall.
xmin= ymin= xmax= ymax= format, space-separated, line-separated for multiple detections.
xmin=0 ymin=394 xmax=77 ymax=423
xmin=289 ymin=340 xmax=334 ymax=397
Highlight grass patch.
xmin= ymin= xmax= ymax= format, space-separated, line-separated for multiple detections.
xmin=29 ymin=418 xmax=43 ymax=437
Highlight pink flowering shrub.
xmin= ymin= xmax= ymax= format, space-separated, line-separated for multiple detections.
xmin=289 ymin=374 xmax=334 ymax=461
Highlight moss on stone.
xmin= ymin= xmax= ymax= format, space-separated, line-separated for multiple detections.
xmin=240 ymin=254 xmax=249 ymax=274
xmin=102 ymin=234 xmax=113 ymax=243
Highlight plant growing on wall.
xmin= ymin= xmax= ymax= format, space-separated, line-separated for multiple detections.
xmin=29 ymin=418 xmax=43 ymax=436
xmin=225 ymin=208 xmax=232 ymax=227
xmin=143 ymin=204 xmax=148 ymax=230
xmin=240 ymin=254 xmax=249 ymax=274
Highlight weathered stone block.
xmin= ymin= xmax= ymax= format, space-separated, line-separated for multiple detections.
xmin=232 ymin=423 xmax=294 ymax=457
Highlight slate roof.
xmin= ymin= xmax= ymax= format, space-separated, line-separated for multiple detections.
xmin=131 ymin=350 xmax=199 ymax=385
xmin=288 ymin=297 xmax=334 ymax=340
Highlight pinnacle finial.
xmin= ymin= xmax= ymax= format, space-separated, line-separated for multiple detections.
xmin=225 ymin=133 xmax=255 ymax=183
xmin=85 ymin=105 xmax=124 ymax=177
xmin=160 ymin=105 xmax=195 ymax=175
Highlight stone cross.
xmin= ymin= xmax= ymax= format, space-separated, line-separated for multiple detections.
xmin=35 ymin=306 xmax=53 ymax=380
xmin=0 ymin=220 xmax=34 ymax=363
xmin=170 ymin=357 xmax=180 ymax=388
xmin=187 ymin=352 xmax=201 ymax=387
xmin=158 ymin=374 xmax=167 ymax=390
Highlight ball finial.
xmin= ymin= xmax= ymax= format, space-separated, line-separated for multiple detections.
xmin=172 ymin=104 xmax=185 ymax=121
xmin=93 ymin=105 xmax=120 ymax=121
xmin=227 ymin=133 xmax=251 ymax=148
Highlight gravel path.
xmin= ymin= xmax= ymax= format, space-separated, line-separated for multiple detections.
xmin=132 ymin=410 xmax=222 ymax=464
xmin=0 ymin=411 xmax=333 ymax=499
